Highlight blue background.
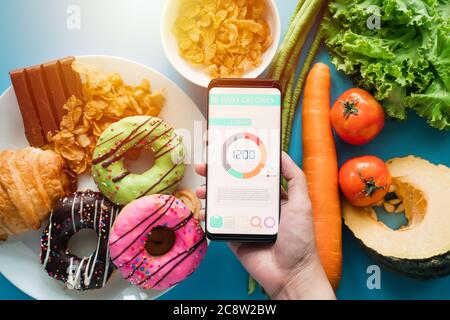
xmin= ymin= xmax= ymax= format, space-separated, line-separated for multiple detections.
xmin=1 ymin=0 xmax=450 ymax=300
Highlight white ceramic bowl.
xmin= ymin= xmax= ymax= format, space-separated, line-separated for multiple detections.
xmin=160 ymin=0 xmax=281 ymax=88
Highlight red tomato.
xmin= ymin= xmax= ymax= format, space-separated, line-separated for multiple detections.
xmin=330 ymin=88 xmax=385 ymax=145
xmin=339 ymin=156 xmax=391 ymax=207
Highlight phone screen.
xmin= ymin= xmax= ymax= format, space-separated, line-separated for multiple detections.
xmin=206 ymin=80 xmax=281 ymax=241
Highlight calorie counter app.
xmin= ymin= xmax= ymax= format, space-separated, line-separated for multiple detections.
xmin=207 ymin=87 xmax=281 ymax=235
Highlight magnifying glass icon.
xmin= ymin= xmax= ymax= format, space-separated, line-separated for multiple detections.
xmin=250 ymin=216 xmax=262 ymax=228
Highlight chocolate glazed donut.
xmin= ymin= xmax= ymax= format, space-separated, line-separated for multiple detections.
xmin=40 ymin=191 xmax=121 ymax=291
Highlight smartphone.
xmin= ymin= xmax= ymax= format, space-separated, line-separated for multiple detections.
xmin=206 ymin=78 xmax=282 ymax=242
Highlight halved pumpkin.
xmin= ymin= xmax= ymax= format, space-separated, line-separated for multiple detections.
xmin=343 ymin=156 xmax=450 ymax=279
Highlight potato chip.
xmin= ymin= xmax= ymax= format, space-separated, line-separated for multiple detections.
xmin=73 ymin=125 xmax=89 ymax=135
xmin=60 ymin=144 xmax=85 ymax=162
xmin=85 ymin=101 xmax=105 ymax=120
xmin=181 ymin=39 xmax=193 ymax=50
xmin=184 ymin=4 xmax=201 ymax=19
xmin=48 ymin=61 xmax=166 ymax=174
xmin=77 ymin=134 xmax=91 ymax=148
xmin=238 ymin=19 xmax=263 ymax=33
xmin=241 ymin=29 xmax=253 ymax=46
xmin=189 ymin=28 xmax=201 ymax=42
xmin=205 ymin=64 xmax=219 ymax=78
xmin=70 ymin=159 xmax=88 ymax=175
xmin=204 ymin=43 xmax=217 ymax=62
xmin=199 ymin=14 xmax=212 ymax=27
xmin=174 ymin=188 xmax=202 ymax=220
xmin=173 ymin=0 xmax=272 ymax=78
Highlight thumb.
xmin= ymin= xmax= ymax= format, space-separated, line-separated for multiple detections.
xmin=281 ymin=152 xmax=309 ymax=203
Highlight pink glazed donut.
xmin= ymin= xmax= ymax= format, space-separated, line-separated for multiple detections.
xmin=109 ymin=194 xmax=207 ymax=290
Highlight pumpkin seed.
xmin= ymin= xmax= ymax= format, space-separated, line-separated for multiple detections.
xmin=388 ymin=199 xmax=402 ymax=205
xmin=394 ymin=203 xmax=405 ymax=213
xmin=383 ymin=202 xmax=395 ymax=213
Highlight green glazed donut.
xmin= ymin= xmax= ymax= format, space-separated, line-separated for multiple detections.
xmin=92 ymin=116 xmax=185 ymax=205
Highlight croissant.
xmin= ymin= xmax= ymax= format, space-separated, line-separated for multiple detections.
xmin=0 ymin=148 xmax=77 ymax=240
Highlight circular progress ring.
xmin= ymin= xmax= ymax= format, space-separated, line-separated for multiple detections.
xmin=222 ymin=132 xmax=267 ymax=179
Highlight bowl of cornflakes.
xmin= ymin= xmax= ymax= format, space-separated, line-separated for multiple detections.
xmin=161 ymin=0 xmax=281 ymax=88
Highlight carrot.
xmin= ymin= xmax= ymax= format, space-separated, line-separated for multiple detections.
xmin=302 ymin=63 xmax=342 ymax=290
xmin=251 ymin=0 xmax=328 ymax=296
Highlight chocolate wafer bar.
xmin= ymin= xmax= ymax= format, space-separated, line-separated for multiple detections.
xmin=9 ymin=57 xmax=83 ymax=147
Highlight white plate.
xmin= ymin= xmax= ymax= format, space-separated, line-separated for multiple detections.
xmin=0 ymin=55 xmax=206 ymax=300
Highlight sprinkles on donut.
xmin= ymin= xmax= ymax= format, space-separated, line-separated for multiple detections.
xmin=40 ymin=191 xmax=121 ymax=291
xmin=109 ymin=194 xmax=207 ymax=290
xmin=92 ymin=116 xmax=186 ymax=205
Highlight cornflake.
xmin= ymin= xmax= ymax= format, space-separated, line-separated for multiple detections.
xmin=48 ymin=61 xmax=166 ymax=174
xmin=173 ymin=0 xmax=272 ymax=78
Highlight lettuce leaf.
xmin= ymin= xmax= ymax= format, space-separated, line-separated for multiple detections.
xmin=323 ymin=0 xmax=450 ymax=129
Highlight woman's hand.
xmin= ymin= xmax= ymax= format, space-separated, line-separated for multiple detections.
xmin=195 ymin=152 xmax=336 ymax=300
